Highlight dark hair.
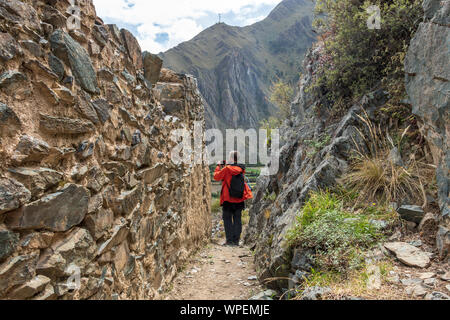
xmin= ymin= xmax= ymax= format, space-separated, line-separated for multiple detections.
xmin=230 ymin=151 xmax=239 ymax=163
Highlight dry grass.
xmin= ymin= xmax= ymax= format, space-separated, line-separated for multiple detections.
xmin=344 ymin=110 xmax=435 ymax=206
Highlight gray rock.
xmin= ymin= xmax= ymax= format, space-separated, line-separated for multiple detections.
xmin=0 ymin=230 xmax=19 ymax=262
xmin=389 ymin=147 xmax=404 ymax=167
xmin=384 ymin=242 xmax=431 ymax=268
xmin=436 ymin=226 xmax=450 ymax=259
xmin=161 ymin=99 xmax=184 ymax=114
xmin=0 ymin=71 xmax=27 ymax=91
xmin=76 ymin=141 xmax=95 ymax=159
xmin=19 ymin=40 xmax=42 ymax=57
xmin=75 ymin=91 xmax=100 ymax=124
xmin=0 ymin=252 xmax=39 ymax=297
xmin=301 ymin=286 xmax=331 ymax=300
xmin=397 ymin=205 xmax=425 ymax=224
xmin=0 ymin=177 xmax=31 ymax=214
xmin=0 ymin=32 xmax=21 ymax=61
xmin=39 ymin=114 xmax=95 ymax=134
xmin=93 ymin=24 xmax=109 ymax=47
xmin=0 ymin=102 xmax=21 ymax=137
xmin=291 ymin=248 xmax=314 ymax=272
xmin=97 ymin=222 xmax=130 ymax=256
xmin=143 ymin=51 xmax=163 ymax=85
xmin=0 ymin=0 xmax=41 ymax=32
xmin=48 ymin=54 xmax=65 ymax=81
xmin=8 ymin=167 xmax=63 ymax=200
xmin=36 ymin=228 xmax=96 ymax=279
xmin=401 ymin=278 xmax=423 ymax=286
xmin=249 ymin=289 xmax=277 ymax=301
xmin=112 ymin=184 xmax=142 ymax=215
xmin=49 ymin=30 xmax=99 ymax=94
xmin=425 ymin=291 xmax=450 ymax=300
xmin=5 ymin=184 xmax=89 ymax=232
xmin=14 ymin=135 xmax=50 ymax=163
xmin=91 ymin=99 xmax=112 ymax=124
xmin=8 ymin=275 xmax=51 ymax=300
xmin=405 ymin=0 xmax=449 ymax=260
xmin=120 ymin=29 xmax=143 ymax=70
xmin=84 ymin=208 xmax=114 ymax=241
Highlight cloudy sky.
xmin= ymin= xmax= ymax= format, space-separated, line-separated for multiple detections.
xmin=93 ymin=0 xmax=283 ymax=54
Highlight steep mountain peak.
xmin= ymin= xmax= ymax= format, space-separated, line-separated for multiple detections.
xmin=160 ymin=0 xmax=316 ymax=130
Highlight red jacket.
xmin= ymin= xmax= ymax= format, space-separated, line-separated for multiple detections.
xmin=214 ymin=164 xmax=253 ymax=205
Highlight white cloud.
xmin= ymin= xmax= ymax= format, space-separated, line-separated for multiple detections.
xmin=93 ymin=0 xmax=282 ymax=53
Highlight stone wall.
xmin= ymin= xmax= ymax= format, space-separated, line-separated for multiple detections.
xmin=0 ymin=0 xmax=211 ymax=300
xmin=405 ymin=0 xmax=449 ymax=260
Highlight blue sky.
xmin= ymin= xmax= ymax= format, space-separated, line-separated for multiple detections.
xmin=93 ymin=0 xmax=283 ymax=54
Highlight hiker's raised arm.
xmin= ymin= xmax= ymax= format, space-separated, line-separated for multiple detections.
xmin=214 ymin=164 xmax=227 ymax=181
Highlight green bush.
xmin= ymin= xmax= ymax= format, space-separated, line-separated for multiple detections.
xmin=287 ymin=191 xmax=383 ymax=272
xmin=311 ymin=0 xmax=423 ymax=113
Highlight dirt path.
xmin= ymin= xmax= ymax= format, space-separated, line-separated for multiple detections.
xmin=162 ymin=241 xmax=263 ymax=300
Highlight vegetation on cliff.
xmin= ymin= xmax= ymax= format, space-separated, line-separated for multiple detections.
xmin=311 ymin=0 xmax=423 ymax=114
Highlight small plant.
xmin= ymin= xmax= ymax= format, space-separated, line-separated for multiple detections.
xmin=263 ymin=192 xmax=277 ymax=202
xmin=211 ymin=198 xmax=221 ymax=214
xmin=286 ymin=190 xmax=383 ymax=273
xmin=304 ymin=134 xmax=331 ymax=158
xmin=242 ymin=209 xmax=250 ymax=226
xmin=344 ymin=111 xmax=434 ymax=205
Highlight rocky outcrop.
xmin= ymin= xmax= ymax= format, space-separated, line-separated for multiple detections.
xmin=244 ymin=44 xmax=390 ymax=289
xmin=0 ymin=0 xmax=210 ymax=300
xmin=405 ymin=0 xmax=449 ymax=260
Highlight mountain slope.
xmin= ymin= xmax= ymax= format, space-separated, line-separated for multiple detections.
xmin=160 ymin=0 xmax=316 ymax=130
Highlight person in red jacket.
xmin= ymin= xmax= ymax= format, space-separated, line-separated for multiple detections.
xmin=214 ymin=151 xmax=253 ymax=246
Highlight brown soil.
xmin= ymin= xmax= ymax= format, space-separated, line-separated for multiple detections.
xmin=161 ymin=242 xmax=263 ymax=300
xmin=161 ymin=211 xmax=263 ymax=301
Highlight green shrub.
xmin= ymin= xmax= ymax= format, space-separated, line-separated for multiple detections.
xmin=211 ymin=198 xmax=221 ymax=214
xmin=311 ymin=0 xmax=423 ymax=113
xmin=287 ymin=191 xmax=383 ymax=273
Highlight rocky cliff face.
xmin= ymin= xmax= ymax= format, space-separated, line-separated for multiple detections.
xmin=405 ymin=0 xmax=449 ymax=260
xmin=160 ymin=0 xmax=316 ymax=130
xmin=244 ymin=43 xmax=390 ymax=288
xmin=245 ymin=0 xmax=450 ymax=289
xmin=0 ymin=0 xmax=211 ymax=300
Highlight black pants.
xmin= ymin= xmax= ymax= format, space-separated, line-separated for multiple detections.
xmin=222 ymin=202 xmax=245 ymax=245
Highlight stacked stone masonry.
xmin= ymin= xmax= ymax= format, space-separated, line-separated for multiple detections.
xmin=0 ymin=0 xmax=211 ymax=300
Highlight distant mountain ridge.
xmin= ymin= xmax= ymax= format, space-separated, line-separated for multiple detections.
xmin=160 ymin=0 xmax=316 ymax=130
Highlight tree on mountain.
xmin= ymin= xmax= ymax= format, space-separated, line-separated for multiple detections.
xmin=269 ymin=79 xmax=294 ymax=120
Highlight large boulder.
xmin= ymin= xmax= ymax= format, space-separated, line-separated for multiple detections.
xmin=5 ymin=184 xmax=89 ymax=232
xmin=49 ymin=30 xmax=99 ymax=94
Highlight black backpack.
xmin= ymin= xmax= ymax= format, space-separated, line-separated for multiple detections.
xmin=229 ymin=173 xmax=245 ymax=199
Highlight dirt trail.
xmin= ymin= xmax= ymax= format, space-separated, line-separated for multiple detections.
xmin=162 ymin=241 xmax=263 ymax=300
